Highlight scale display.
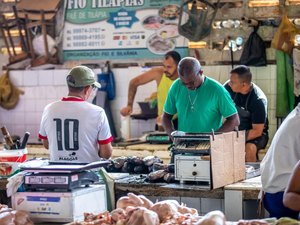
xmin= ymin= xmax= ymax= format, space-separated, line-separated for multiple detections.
xmin=26 ymin=175 xmax=69 ymax=185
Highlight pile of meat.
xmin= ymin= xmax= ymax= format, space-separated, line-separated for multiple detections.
xmin=105 ymin=156 xmax=164 ymax=174
xmin=71 ymin=193 xmax=227 ymax=225
xmin=105 ymin=156 xmax=175 ymax=183
xmin=0 ymin=204 xmax=34 ymax=225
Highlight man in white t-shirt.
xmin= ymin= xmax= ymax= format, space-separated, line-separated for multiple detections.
xmin=39 ymin=66 xmax=113 ymax=163
xmin=260 ymin=103 xmax=300 ymax=219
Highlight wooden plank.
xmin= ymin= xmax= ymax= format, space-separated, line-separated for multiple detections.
xmin=211 ymin=132 xmax=235 ymax=189
xmin=16 ymin=0 xmax=62 ymax=13
xmin=233 ymin=131 xmax=246 ymax=182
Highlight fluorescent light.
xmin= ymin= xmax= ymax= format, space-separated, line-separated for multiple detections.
xmin=248 ymin=0 xmax=279 ymax=7
xmin=188 ymin=41 xmax=207 ymax=49
xmin=1 ymin=47 xmax=23 ymax=55
xmin=3 ymin=30 xmax=25 ymax=37
xmin=286 ymin=0 xmax=300 ymax=5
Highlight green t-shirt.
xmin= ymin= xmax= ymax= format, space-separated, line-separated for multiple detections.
xmin=164 ymin=76 xmax=237 ymax=132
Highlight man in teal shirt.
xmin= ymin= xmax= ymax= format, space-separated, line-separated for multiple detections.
xmin=162 ymin=57 xmax=239 ymax=140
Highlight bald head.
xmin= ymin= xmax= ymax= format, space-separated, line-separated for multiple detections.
xmin=177 ymin=57 xmax=204 ymax=90
xmin=178 ymin=57 xmax=202 ymax=78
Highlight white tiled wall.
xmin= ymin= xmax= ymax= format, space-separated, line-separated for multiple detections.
xmin=0 ymin=69 xmax=67 ymax=143
xmin=110 ymin=67 xmax=157 ymax=139
xmin=0 ymin=65 xmax=277 ymax=144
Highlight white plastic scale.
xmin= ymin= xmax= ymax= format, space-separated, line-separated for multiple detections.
xmin=19 ymin=160 xmax=109 ymax=191
xmin=12 ymin=160 xmax=110 ymax=222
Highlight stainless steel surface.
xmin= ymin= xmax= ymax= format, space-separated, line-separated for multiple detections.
xmin=172 ymin=133 xmax=213 ymax=186
xmin=175 ymin=155 xmax=211 ymax=187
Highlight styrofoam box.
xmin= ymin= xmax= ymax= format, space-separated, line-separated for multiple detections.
xmin=12 ymin=184 xmax=107 ymax=223
xmin=0 ymin=148 xmax=27 ymax=177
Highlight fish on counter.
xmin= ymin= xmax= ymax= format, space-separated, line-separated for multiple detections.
xmin=104 ymin=155 xmax=176 ymax=183
xmin=105 ymin=156 xmax=164 ymax=174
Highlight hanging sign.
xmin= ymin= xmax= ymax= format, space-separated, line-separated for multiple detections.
xmin=63 ymin=0 xmax=188 ymax=60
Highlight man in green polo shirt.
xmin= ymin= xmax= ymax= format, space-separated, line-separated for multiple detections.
xmin=162 ymin=57 xmax=239 ymax=140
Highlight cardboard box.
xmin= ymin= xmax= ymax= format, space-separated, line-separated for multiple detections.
xmin=12 ymin=185 xmax=107 ymax=223
xmin=0 ymin=148 xmax=27 ymax=177
xmin=210 ymin=131 xmax=246 ymax=189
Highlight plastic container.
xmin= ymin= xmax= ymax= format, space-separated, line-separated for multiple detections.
xmin=0 ymin=148 xmax=27 ymax=177
xmin=120 ymin=116 xmax=131 ymax=140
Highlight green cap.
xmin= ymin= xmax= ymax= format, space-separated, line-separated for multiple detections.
xmin=66 ymin=66 xmax=101 ymax=88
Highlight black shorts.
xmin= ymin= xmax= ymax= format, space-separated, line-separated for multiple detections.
xmin=246 ymin=133 xmax=269 ymax=150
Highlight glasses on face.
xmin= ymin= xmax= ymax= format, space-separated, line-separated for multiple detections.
xmin=91 ymin=84 xmax=97 ymax=91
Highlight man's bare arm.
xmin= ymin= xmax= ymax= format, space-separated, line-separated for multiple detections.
xmin=283 ymin=161 xmax=300 ymax=211
xmin=42 ymin=139 xmax=49 ymax=149
xmin=162 ymin=112 xmax=175 ymax=141
xmin=247 ymin=123 xmax=265 ymax=141
xmin=98 ymin=143 xmax=113 ymax=159
xmin=218 ymin=114 xmax=240 ymax=132
xmin=120 ymin=67 xmax=164 ymax=116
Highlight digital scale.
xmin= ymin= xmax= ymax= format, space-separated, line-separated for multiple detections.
xmin=11 ymin=160 xmax=110 ymax=222
xmin=20 ymin=160 xmax=110 ymax=191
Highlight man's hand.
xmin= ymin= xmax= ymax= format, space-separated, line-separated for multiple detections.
xmin=120 ymin=106 xmax=132 ymax=116
xmin=156 ymin=115 xmax=162 ymax=126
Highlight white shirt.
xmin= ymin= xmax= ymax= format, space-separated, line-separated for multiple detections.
xmin=261 ymin=103 xmax=300 ymax=193
xmin=39 ymin=97 xmax=112 ymax=163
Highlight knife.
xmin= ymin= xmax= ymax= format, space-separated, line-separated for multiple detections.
xmin=20 ymin=132 xmax=30 ymax=149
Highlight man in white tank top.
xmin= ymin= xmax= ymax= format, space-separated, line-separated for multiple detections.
xmin=260 ymin=103 xmax=300 ymax=218
xmin=39 ymin=66 xmax=113 ymax=163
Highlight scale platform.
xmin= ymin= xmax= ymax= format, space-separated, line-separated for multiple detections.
xmin=20 ymin=160 xmax=109 ymax=191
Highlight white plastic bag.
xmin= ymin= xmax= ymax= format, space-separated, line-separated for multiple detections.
xmin=32 ymin=34 xmax=56 ymax=56
xmin=6 ymin=171 xmax=26 ymax=197
xmin=120 ymin=116 xmax=131 ymax=140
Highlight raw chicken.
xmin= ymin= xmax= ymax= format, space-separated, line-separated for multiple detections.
xmin=111 ymin=208 xmax=127 ymax=223
xmin=150 ymin=200 xmax=198 ymax=222
xmin=150 ymin=200 xmax=179 ymax=222
xmin=13 ymin=210 xmax=34 ymax=225
xmin=195 ymin=210 xmax=226 ymax=225
xmin=0 ymin=204 xmax=34 ymax=225
xmin=117 ymin=193 xmax=144 ymax=209
xmin=0 ymin=211 xmax=14 ymax=224
xmin=138 ymin=195 xmax=154 ymax=209
xmin=126 ymin=207 xmax=159 ymax=225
